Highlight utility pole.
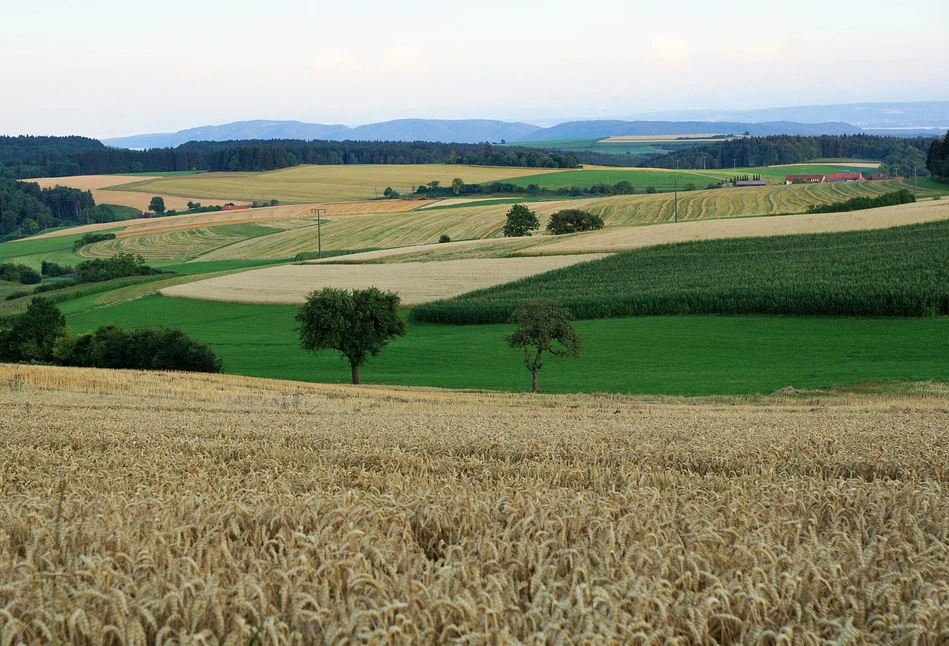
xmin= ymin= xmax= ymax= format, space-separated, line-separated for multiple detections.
xmin=310 ymin=207 xmax=327 ymax=259
xmin=674 ymin=160 xmax=679 ymax=223
xmin=914 ymin=161 xmax=917 ymax=196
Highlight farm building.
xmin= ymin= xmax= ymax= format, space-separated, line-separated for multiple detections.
xmin=827 ymin=172 xmax=863 ymax=182
xmin=785 ymin=174 xmax=825 ymax=185
xmin=734 ymin=180 xmax=769 ymax=187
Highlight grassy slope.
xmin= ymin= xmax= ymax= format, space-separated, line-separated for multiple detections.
xmin=63 ymin=294 xmax=949 ymax=395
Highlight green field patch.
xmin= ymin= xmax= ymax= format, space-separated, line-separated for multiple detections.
xmin=162 ymin=258 xmax=293 ymax=274
xmin=413 ymin=219 xmax=949 ymax=324
xmin=63 ymin=294 xmax=949 ymax=395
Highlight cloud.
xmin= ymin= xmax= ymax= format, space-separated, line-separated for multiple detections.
xmin=648 ymin=34 xmax=691 ymax=68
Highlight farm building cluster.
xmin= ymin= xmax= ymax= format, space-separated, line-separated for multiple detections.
xmin=784 ymin=172 xmax=888 ymax=185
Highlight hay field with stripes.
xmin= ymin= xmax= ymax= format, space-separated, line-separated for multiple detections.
xmin=2 ymin=363 xmax=949 ymax=643
xmin=107 ymin=164 xmax=567 ymax=204
xmin=161 ymin=255 xmax=607 ymax=305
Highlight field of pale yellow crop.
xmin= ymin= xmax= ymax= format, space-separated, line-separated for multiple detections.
xmin=2 ymin=364 xmax=948 ymax=643
xmin=30 ymin=175 xmax=244 ymax=212
xmin=161 ymin=255 xmax=607 ymax=306
xmin=108 ymin=164 xmax=567 ymax=204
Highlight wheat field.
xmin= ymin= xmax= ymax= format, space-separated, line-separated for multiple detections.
xmin=30 ymin=175 xmax=244 ymax=212
xmin=160 ymin=255 xmax=607 ymax=305
xmin=1 ymin=364 xmax=948 ymax=643
xmin=108 ymin=165 xmax=567 ymax=204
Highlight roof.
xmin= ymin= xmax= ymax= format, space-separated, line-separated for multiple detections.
xmin=785 ymin=174 xmax=824 ymax=182
xmin=735 ymin=180 xmax=769 ymax=186
xmin=827 ymin=172 xmax=862 ymax=181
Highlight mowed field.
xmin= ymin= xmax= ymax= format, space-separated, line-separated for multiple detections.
xmin=161 ymin=255 xmax=607 ymax=306
xmin=30 ymin=175 xmax=244 ymax=212
xmin=60 ymin=180 xmax=942 ymax=264
xmin=3 ymin=364 xmax=949 ymax=643
xmin=107 ymin=164 xmax=568 ymax=204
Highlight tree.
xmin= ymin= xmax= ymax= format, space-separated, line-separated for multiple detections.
xmin=0 ymin=296 xmax=66 ymax=363
xmin=502 ymin=204 xmax=539 ymax=237
xmin=451 ymin=177 xmax=465 ymax=195
xmin=546 ymin=209 xmax=604 ymax=235
xmin=506 ymin=302 xmax=582 ymax=393
xmin=148 ymin=196 xmax=165 ymax=214
xmin=296 ymin=287 xmax=407 ymax=385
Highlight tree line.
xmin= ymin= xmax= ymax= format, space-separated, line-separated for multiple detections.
xmin=926 ymin=130 xmax=949 ymax=179
xmin=0 ymin=179 xmax=132 ymax=239
xmin=0 ymin=136 xmax=590 ymax=180
xmin=647 ymin=134 xmax=938 ymax=171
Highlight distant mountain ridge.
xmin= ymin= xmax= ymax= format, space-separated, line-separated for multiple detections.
xmin=102 ymin=101 xmax=948 ymax=149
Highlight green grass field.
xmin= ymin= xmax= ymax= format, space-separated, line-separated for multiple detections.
xmin=62 ymin=294 xmax=949 ymax=395
xmin=504 ymin=164 xmax=886 ymax=192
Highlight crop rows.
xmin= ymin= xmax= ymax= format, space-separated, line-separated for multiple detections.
xmin=412 ymin=218 xmax=949 ymax=324
xmin=2 ymin=364 xmax=949 ymax=643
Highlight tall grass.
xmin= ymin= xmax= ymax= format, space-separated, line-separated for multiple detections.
xmin=412 ymin=219 xmax=949 ymax=323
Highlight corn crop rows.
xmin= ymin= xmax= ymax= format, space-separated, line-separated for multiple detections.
xmin=1 ymin=364 xmax=949 ymax=643
xmin=412 ymin=218 xmax=949 ymax=324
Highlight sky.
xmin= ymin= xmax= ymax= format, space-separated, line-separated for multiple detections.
xmin=3 ymin=0 xmax=948 ymax=138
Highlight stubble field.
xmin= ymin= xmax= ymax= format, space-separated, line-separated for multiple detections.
xmin=161 ymin=255 xmax=608 ymax=306
xmin=2 ymin=364 xmax=948 ymax=643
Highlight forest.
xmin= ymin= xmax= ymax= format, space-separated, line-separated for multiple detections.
xmin=0 ymin=137 xmax=585 ymax=179
xmin=647 ymin=134 xmax=938 ymax=172
xmin=0 ymin=179 xmax=125 ymax=239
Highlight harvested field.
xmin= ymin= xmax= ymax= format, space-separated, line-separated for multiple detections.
xmin=31 ymin=200 xmax=429 ymax=241
xmin=30 ymin=175 xmax=243 ymax=212
xmin=2 ymin=364 xmax=949 ymax=643
xmin=524 ymin=198 xmax=949 ymax=254
xmin=161 ymin=255 xmax=606 ymax=305
xmin=109 ymin=164 xmax=566 ymax=204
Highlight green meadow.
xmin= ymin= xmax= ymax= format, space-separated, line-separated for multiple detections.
xmin=63 ymin=294 xmax=949 ymax=396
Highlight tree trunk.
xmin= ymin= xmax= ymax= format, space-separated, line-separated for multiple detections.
xmin=351 ymin=362 xmax=359 ymax=385
xmin=531 ymin=370 xmax=539 ymax=393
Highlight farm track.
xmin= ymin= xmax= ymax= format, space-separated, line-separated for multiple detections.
xmin=2 ymin=364 xmax=949 ymax=643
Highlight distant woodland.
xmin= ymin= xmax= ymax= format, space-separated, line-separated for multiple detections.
xmin=0 ymin=137 xmax=583 ymax=179
xmin=0 ymin=179 xmax=126 ymax=238
xmin=648 ymin=134 xmax=938 ymax=173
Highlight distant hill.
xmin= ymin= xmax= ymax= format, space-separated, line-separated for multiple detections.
xmin=624 ymin=101 xmax=949 ymax=130
xmin=516 ymin=120 xmax=863 ymax=141
xmin=101 ymin=102 xmax=946 ymax=150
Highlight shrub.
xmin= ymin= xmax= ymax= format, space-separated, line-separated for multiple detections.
xmin=41 ymin=261 xmax=74 ymax=277
xmin=75 ymin=253 xmax=163 ymax=284
xmin=65 ymin=325 xmax=222 ymax=373
xmin=645 ymin=186 xmax=657 ymax=194
xmin=439 ymin=234 xmax=451 ymax=243
xmin=19 ymin=269 xmax=41 ymax=285
xmin=546 ymin=210 xmax=605 ymax=235
xmin=807 ymin=189 xmax=915 ymax=214
xmin=73 ymin=232 xmax=116 ymax=251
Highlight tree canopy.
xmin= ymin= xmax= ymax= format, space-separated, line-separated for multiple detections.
xmin=546 ymin=209 xmax=605 ymax=235
xmin=506 ymin=301 xmax=582 ymax=393
xmin=296 ymin=287 xmax=407 ymax=384
xmin=502 ymin=204 xmax=540 ymax=237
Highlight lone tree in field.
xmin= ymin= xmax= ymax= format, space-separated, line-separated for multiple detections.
xmin=502 ymin=204 xmax=539 ymax=237
xmin=296 ymin=287 xmax=407 ymax=385
xmin=148 ymin=196 xmax=165 ymax=215
xmin=507 ymin=301 xmax=582 ymax=393
xmin=546 ymin=209 xmax=604 ymax=235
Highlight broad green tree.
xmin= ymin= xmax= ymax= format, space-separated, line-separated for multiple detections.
xmin=0 ymin=297 xmax=66 ymax=363
xmin=506 ymin=301 xmax=582 ymax=393
xmin=546 ymin=209 xmax=604 ymax=235
xmin=296 ymin=287 xmax=407 ymax=385
xmin=148 ymin=196 xmax=165 ymax=214
xmin=502 ymin=204 xmax=539 ymax=237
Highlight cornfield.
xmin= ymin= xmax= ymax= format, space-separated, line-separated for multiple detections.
xmin=412 ymin=218 xmax=949 ymax=324
xmin=2 ymin=364 xmax=949 ymax=643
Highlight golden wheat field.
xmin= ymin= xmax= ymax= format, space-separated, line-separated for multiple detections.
xmin=160 ymin=255 xmax=607 ymax=306
xmin=108 ymin=165 xmax=567 ymax=204
xmin=2 ymin=364 xmax=949 ymax=644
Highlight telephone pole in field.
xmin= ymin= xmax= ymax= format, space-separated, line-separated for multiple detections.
xmin=310 ymin=207 xmax=327 ymax=259
xmin=674 ymin=159 xmax=679 ymax=223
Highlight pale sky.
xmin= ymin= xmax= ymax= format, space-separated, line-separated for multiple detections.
xmin=3 ymin=0 xmax=947 ymax=137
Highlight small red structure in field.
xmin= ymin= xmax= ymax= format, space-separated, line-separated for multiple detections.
xmin=827 ymin=172 xmax=863 ymax=182
xmin=785 ymin=174 xmax=825 ymax=184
